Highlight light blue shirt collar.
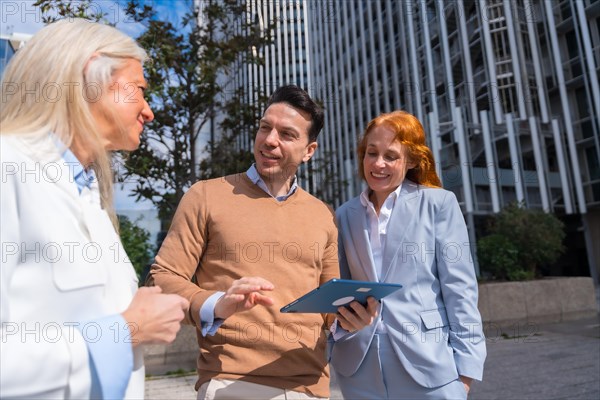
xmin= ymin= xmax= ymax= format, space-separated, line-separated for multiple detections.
xmin=246 ymin=164 xmax=298 ymax=202
xmin=61 ymin=147 xmax=96 ymax=194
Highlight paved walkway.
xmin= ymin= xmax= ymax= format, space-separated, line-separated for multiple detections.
xmin=146 ymin=317 xmax=599 ymax=400
xmin=470 ymin=317 xmax=599 ymax=400
xmin=146 ymin=373 xmax=197 ymax=400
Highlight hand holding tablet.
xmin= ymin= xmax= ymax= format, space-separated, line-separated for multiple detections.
xmin=280 ymin=279 xmax=403 ymax=313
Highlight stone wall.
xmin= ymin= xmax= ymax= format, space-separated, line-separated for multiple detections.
xmin=145 ymin=324 xmax=198 ymax=376
xmin=478 ymin=277 xmax=598 ymax=325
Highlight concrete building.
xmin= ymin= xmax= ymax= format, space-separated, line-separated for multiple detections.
xmin=235 ymin=0 xmax=327 ymax=191
xmin=308 ymin=0 xmax=600 ymax=280
xmin=245 ymin=0 xmax=313 ymax=93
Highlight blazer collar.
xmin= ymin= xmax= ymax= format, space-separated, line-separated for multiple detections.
xmin=380 ymin=180 xmax=421 ymax=282
xmin=345 ymin=180 xmax=421 ymax=282
xmin=345 ymin=197 xmax=378 ymax=281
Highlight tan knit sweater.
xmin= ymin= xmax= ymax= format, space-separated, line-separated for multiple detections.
xmin=150 ymin=173 xmax=339 ymax=397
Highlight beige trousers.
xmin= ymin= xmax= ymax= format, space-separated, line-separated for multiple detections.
xmin=197 ymin=379 xmax=327 ymax=400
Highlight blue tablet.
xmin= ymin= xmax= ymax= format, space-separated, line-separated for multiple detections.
xmin=280 ymin=278 xmax=403 ymax=313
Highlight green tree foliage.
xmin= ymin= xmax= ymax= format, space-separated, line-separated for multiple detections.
xmin=117 ymin=215 xmax=154 ymax=281
xmin=36 ymin=0 xmax=347 ymax=226
xmin=477 ymin=234 xmax=525 ymax=281
xmin=37 ymin=0 xmax=272 ymax=228
xmin=34 ymin=0 xmax=105 ymax=23
xmin=122 ymin=0 xmax=272 ymax=227
xmin=477 ymin=202 xmax=566 ymax=280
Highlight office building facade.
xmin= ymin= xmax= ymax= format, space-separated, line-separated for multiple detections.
xmin=233 ymin=0 xmax=326 ymax=190
xmin=308 ymin=0 xmax=600 ymax=279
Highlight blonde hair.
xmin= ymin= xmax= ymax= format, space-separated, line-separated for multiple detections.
xmin=357 ymin=111 xmax=442 ymax=188
xmin=0 ymin=19 xmax=148 ymax=226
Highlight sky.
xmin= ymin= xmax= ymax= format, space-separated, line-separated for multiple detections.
xmin=0 ymin=0 xmax=193 ymax=211
xmin=0 ymin=0 xmax=193 ymax=37
xmin=1 ymin=0 xmax=44 ymax=36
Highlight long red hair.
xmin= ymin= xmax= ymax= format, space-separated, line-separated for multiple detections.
xmin=357 ymin=111 xmax=442 ymax=188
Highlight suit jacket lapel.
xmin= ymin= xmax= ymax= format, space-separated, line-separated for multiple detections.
xmin=380 ymin=180 xmax=421 ymax=282
xmin=345 ymin=199 xmax=378 ymax=282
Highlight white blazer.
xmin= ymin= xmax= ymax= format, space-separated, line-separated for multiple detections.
xmin=0 ymin=134 xmax=144 ymax=399
xmin=330 ymin=180 xmax=486 ymax=387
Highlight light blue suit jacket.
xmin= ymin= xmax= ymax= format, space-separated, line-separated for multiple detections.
xmin=330 ymin=180 xmax=486 ymax=388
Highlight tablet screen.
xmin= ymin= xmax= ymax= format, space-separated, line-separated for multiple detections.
xmin=280 ymin=278 xmax=402 ymax=313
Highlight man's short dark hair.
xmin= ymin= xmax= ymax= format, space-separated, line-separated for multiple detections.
xmin=266 ymin=85 xmax=325 ymax=142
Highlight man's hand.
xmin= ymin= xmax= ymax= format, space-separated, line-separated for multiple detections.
xmin=214 ymin=277 xmax=275 ymax=320
xmin=336 ymin=297 xmax=379 ymax=332
xmin=121 ymin=286 xmax=189 ymax=347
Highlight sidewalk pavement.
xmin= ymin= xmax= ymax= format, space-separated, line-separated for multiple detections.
xmin=145 ymin=316 xmax=600 ymax=400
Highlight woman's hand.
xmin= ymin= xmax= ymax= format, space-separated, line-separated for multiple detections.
xmin=121 ymin=286 xmax=189 ymax=347
xmin=336 ymin=297 xmax=379 ymax=332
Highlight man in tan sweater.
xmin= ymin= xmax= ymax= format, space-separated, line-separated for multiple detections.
xmin=149 ymin=85 xmax=339 ymax=399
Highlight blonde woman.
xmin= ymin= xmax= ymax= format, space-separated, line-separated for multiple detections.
xmin=0 ymin=19 xmax=188 ymax=399
xmin=329 ymin=111 xmax=486 ymax=399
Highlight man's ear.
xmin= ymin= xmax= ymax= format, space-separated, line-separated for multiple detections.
xmin=302 ymin=142 xmax=318 ymax=163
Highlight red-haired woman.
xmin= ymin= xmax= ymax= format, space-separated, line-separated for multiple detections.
xmin=329 ymin=111 xmax=486 ymax=399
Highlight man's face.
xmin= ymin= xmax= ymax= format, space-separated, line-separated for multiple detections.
xmin=253 ymin=102 xmax=317 ymax=184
